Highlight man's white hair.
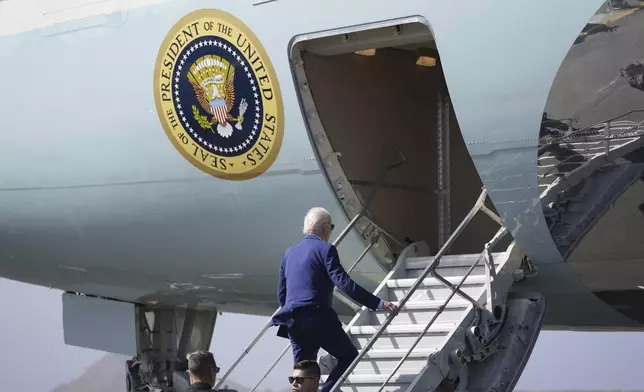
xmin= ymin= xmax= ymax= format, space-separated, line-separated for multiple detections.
xmin=303 ymin=207 xmax=332 ymax=235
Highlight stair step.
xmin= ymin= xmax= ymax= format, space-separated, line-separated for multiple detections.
xmin=350 ymin=323 xmax=455 ymax=335
xmin=363 ymin=347 xmax=435 ymax=359
xmin=353 ymin=347 xmax=435 ymax=375
xmin=374 ymin=299 xmax=471 ymax=325
xmin=320 ymin=348 xmax=433 ymax=376
xmin=405 ymin=253 xmax=503 ymax=270
xmin=350 ymin=323 xmax=453 ymax=351
xmin=387 ymin=275 xmax=486 ymax=301
xmin=387 ymin=274 xmax=487 ymax=288
xmin=320 ymin=373 xmax=417 ymax=392
xmin=390 ymin=299 xmax=470 ymax=309
xmin=353 ymin=355 xmax=429 ymax=376
xmin=404 ymin=253 xmax=505 ymax=279
xmin=354 ymin=346 xmax=438 ymax=376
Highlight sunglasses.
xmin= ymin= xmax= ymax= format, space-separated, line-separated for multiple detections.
xmin=289 ymin=376 xmax=317 ymax=384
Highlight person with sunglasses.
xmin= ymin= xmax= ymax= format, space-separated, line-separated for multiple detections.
xmin=186 ymin=350 xmax=220 ymax=391
xmin=271 ymin=207 xmax=398 ymax=392
xmin=289 ymin=360 xmax=321 ymax=392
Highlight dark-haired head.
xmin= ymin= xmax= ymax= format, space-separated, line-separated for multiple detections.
xmin=290 ymin=360 xmax=320 ymax=392
xmin=187 ymin=350 xmax=219 ymax=387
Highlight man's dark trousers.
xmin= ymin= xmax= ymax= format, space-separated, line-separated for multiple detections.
xmin=287 ymin=306 xmax=356 ymax=392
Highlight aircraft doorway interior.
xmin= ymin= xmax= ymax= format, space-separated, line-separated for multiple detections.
xmin=291 ymin=20 xmax=506 ymax=269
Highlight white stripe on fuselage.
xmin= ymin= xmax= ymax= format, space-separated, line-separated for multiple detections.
xmin=0 ymin=0 xmax=168 ymax=38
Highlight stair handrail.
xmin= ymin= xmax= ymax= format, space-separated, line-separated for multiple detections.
xmin=214 ymin=152 xmax=406 ymax=389
xmin=329 ymin=188 xmax=503 ymax=392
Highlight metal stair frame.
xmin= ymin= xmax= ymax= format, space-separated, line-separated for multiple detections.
xmin=217 ymin=184 xmax=529 ymax=392
xmin=208 ymin=116 xmax=644 ymax=392
xmin=405 ymin=241 xmax=523 ymax=392
xmin=327 ymin=188 xmax=513 ymax=392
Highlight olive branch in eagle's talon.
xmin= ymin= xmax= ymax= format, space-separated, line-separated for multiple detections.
xmin=192 ymin=105 xmax=215 ymax=132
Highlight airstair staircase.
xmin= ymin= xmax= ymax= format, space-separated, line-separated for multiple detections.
xmin=312 ymin=192 xmax=543 ymax=392
xmin=213 ymin=119 xmax=644 ymax=392
xmin=215 ymin=189 xmax=547 ymax=392
xmin=318 ymin=247 xmax=518 ymax=392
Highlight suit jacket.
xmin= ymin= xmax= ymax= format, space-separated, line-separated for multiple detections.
xmin=270 ymin=234 xmax=381 ymax=338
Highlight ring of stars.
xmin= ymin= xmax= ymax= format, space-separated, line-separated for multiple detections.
xmin=172 ymin=38 xmax=263 ymax=155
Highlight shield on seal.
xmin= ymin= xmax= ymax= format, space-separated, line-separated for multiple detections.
xmin=209 ymin=98 xmax=228 ymax=126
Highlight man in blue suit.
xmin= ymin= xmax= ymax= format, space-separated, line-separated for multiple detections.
xmin=271 ymin=207 xmax=398 ymax=392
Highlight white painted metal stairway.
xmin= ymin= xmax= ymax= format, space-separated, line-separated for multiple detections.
xmin=318 ymin=246 xmax=514 ymax=392
xmin=215 ymin=188 xmax=546 ymax=392
xmin=315 ymin=190 xmax=524 ymax=392
xmin=208 ymin=117 xmax=640 ymax=392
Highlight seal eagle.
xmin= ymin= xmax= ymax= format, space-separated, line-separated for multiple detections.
xmin=187 ymin=55 xmax=247 ymax=138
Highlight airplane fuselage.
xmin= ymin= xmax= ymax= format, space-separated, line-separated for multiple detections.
xmin=2 ymin=0 xmax=644 ymax=331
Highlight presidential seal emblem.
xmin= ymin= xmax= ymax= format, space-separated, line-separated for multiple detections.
xmin=154 ymin=9 xmax=284 ymax=180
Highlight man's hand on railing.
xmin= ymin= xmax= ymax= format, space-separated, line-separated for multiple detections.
xmin=381 ymin=300 xmax=399 ymax=315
